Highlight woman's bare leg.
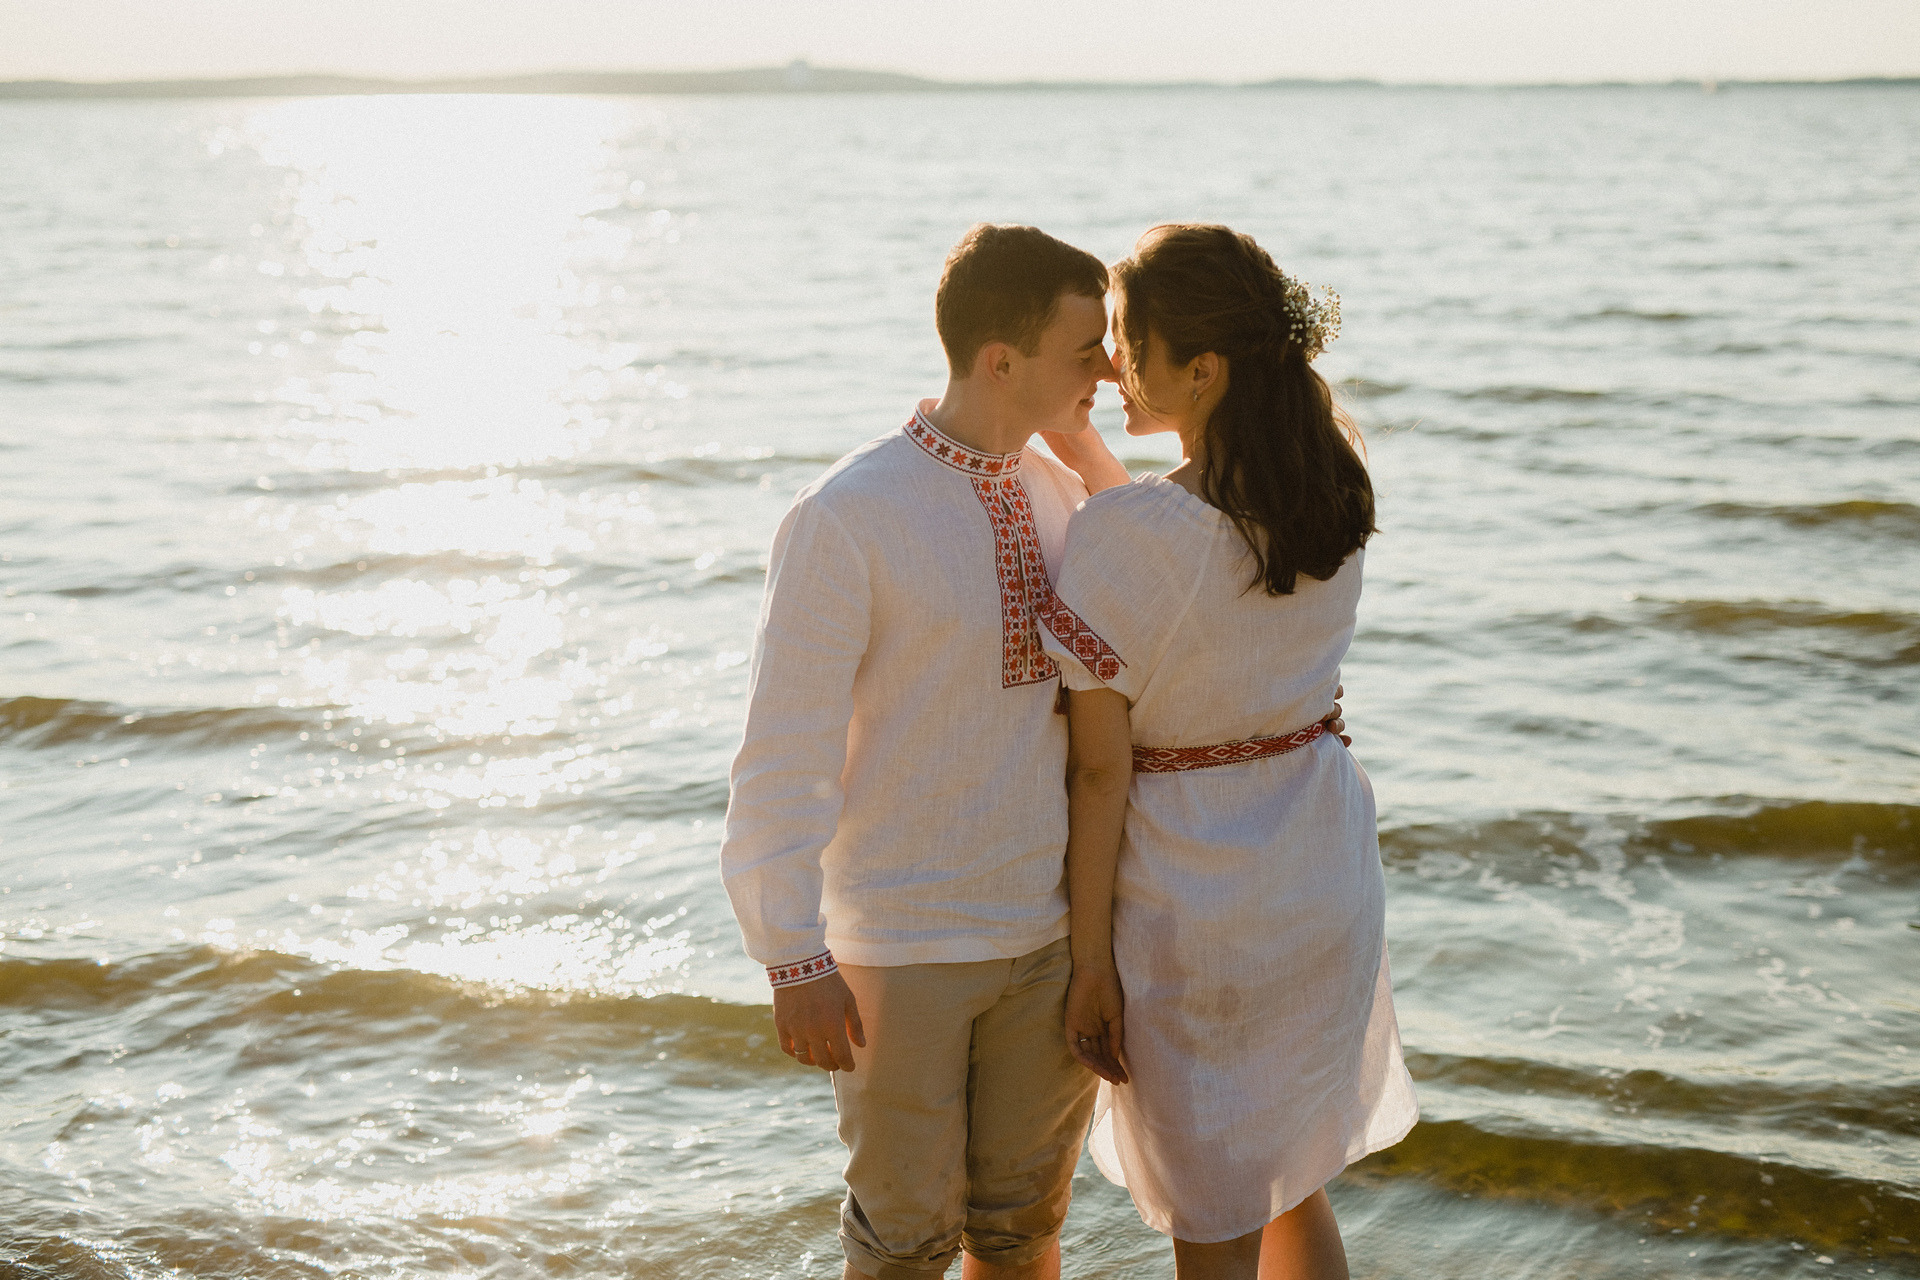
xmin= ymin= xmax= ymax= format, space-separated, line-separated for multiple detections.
xmin=1169 ymin=1188 xmax=1348 ymax=1280
xmin=1258 ymin=1189 xmax=1348 ymax=1280
xmin=1172 ymin=1227 xmax=1263 ymax=1280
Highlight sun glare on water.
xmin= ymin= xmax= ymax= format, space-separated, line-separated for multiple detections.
xmin=235 ymin=96 xmax=667 ymax=742
xmin=255 ymin=94 xmax=635 ymax=473
xmin=207 ymin=101 xmax=698 ymax=1007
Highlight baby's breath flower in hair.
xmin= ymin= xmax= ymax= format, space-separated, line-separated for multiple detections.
xmin=1278 ymin=272 xmax=1341 ymax=360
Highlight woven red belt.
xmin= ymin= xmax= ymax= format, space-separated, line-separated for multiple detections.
xmin=1132 ymin=722 xmax=1327 ymax=774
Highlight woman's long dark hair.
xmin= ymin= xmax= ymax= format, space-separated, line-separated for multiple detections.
xmin=1112 ymin=224 xmax=1376 ymax=596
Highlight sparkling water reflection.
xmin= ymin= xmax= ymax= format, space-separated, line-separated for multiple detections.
xmin=0 ymin=87 xmax=1916 ymax=1280
xmin=259 ymin=95 xmax=635 ymax=473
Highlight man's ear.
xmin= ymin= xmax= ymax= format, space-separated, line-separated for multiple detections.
xmin=976 ymin=340 xmax=1016 ymax=386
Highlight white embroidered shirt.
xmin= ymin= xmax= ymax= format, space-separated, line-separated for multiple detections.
xmin=720 ymin=404 xmax=1115 ymax=978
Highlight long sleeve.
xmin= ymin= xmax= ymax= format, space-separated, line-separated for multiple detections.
xmin=719 ymin=496 xmax=871 ymax=972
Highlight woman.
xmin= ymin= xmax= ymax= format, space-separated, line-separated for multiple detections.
xmin=1041 ymin=224 xmax=1417 ymax=1280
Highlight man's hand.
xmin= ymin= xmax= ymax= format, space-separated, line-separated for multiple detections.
xmin=773 ymin=970 xmax=865 ymax=1072
xmin=1064 ymin=963 xmax=1128 ymax=1085
xmin=1322 ymin=683 xmax=1350 ymax=747
xmin=1038 ymin=427 xmax=1131 ymax=494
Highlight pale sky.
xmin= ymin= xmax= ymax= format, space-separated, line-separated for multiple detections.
xmin=3 ymin=0 xmax=1916 ymax=85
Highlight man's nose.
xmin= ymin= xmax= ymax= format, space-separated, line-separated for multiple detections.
xmin=1098 ymin=347 xmax=1119 ymax=382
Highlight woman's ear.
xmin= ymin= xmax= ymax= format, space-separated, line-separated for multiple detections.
xmin=1190 ymin=351 xmax=1221 ymax=399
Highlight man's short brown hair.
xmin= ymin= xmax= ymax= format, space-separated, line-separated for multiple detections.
xmin=935 ymin=224 xmax=1109 ymax=376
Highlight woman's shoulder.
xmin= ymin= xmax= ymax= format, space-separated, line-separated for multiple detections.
xmin=1076 ymin=472 xmax=1227 ymax=530
xmin=1060 ymin=475 xmax=1224 ymax=595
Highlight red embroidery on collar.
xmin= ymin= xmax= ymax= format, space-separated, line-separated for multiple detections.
xmin=903 ymin=411 xmax=1124 ymax=689
xmin=904 ymin=412 xmax=1021 ymax=478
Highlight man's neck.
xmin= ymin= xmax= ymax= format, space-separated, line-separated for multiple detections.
xmin=923 ymin=382 xmax=1032 ymax=458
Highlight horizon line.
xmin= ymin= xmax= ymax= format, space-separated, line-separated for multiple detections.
xmin=5 ymin=63 xmax=1919 ymax=99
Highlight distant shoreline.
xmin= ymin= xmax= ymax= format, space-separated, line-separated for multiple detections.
xmin=4 ymin=65 xmax=1918 ymax=100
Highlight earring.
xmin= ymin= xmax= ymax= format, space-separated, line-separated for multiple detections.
xmin=1191 ymin=389 xmax=1201 ymax=402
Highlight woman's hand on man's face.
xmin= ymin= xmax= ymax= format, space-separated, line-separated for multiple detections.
xmin=1039 ymin=426 xmax=1131 ymax=495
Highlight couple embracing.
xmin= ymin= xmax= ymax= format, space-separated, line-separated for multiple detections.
xmin=720 ymin=223 xmax=1417 ymax=1280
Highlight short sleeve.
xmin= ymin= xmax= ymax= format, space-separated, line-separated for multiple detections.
xmin=1039 ymin=483 xmax=1211 ymax=705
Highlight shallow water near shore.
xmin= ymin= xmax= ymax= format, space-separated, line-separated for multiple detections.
xmin=1 ymin=86 xmax=1916 ymax=1278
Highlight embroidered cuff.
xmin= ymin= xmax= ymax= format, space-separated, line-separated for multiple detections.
xmin=767 ymin=950 xmax=837 ymax=989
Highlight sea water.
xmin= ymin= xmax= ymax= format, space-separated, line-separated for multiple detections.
xmin=0 ymin=85 xmax=1915 ymax=1278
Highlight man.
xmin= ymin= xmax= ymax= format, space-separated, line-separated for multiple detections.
xmin=720 ymin=223 xmax=1126 ymax=1280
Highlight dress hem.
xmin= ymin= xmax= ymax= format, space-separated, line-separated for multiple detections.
xmin=1109 ymin=1102 xmax=1420 ymax=1244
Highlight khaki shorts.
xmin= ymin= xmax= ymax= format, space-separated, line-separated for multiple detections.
xmin=832 ymin=936 xmax=1097 ymax=1279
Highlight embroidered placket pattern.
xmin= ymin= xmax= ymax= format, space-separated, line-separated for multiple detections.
xmin=904 ymin=413 xmax=1124 ymax=688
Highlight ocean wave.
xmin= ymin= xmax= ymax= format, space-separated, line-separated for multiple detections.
xmin=551 ymin=454 xmax=846 ymax=490
xmin=234 ymin=450 xmax=847 ymax=499
xmin=0 ymin=695 xmax=316 ymax=750
xmin=0 ymin=1205 xmax=324 ymax=1280
xmin=1645 ymin=799 xmax=1918 ymax=861
xmin=1352 ymin=1117 xmax=1917 ymax=1261
xmin=1336 ymin=377 xmax=1410 ymax=399
xmin=50 ymin=549 xmax=768 ymax=596
xmin=264 ymin=551 xmax=768 ymax=598
xmin=3 ymin=926 xmax=1913 ymax=1267
xmin=1481 ymin=711 xmax=1661 ymax=745
xmin=0 ymin=945 xmax=785 ymax=1071
xmin=0 ymin=1180 xmax=850 ymax=1280
xmin=1648 ymin=598 xmax=1920 ymax=649
xmin=45 ymin=564 xmax=220 ymax=598
xmin=1491 ymin=598 xmax=1920 ymax=669
xmin=30 ymin=554 xmax=565 ymax=600
xmin=1589 ymin=307 xmax=1698 ymax=323
xmin=1382 ymin=799 xmax=1918 ymax=867
xmin=1407 ymin=1049 xmax=1920 ymax=1140
xmin=1867 ymin=438 xmax=1920 ymax=458
xmin=0 ymin=688 xmax=734 ymax=765
xmin=605 ymin=774 xmax=730 ymax=820
xmin=8 ymin=939 xmax=1911 ymax=1247
xmin=1696 ymin=499 xmax=1920 ymax=538
xmin=1451 ymin=385 xmax=1615 ymax=404
xmin=0 ymin=333 xmax=158 ymax=353
xmin=0 ymin=366 xmax=131 ymax=385
xmin=263 ymin=550 xmax=559 ymax=584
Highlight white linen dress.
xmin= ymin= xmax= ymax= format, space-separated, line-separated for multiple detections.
xmin=1039 ymin=473 xmax=1418 ymax=1243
